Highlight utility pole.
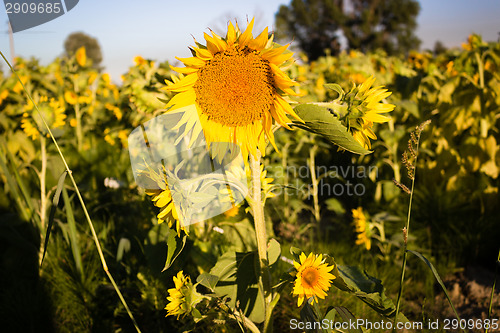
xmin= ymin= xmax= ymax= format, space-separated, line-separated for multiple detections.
xmin=8 ymin=21 xmax=15 ymax=64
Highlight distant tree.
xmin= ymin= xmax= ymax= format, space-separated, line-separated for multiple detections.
xmin=64 ymin=32 xmax=102 ymax=67
xmin=433 ymin=40 xmax=447 ymax=55
xmin=275 ymin=0 xmax=421 ymax=60
xmin=275 ymin=0 xmax=344 ymax=60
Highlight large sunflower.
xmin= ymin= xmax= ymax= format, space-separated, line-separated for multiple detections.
xmin=292 ymin=252 xmax=336 ymax=307
xmin=164 ymin=18 xmax=302 ymax=159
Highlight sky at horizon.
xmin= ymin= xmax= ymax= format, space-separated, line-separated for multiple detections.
xmin=1 ymin=0 xmax=499 ymax=82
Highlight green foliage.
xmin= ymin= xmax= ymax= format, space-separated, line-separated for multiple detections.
xmin=1 ymin=33 xmax=499 ymax=332
xmin=292 ymin=103 xmax=371 ymax=155
xmin=275 ymin=0 xmax=421 ymax=59
xmin=64 ymin=32 xmax=103 ymax=68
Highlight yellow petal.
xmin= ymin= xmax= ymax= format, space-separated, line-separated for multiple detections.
xmin=175 ymin=56 xmax=206 ymax=68
xmin=226 ymin=22 xmax=237 ymax=44
xmin=169 ymin=65 xmax=198 ymax=75
xmin=248 ymin=27 xmax=269 ymax=51
xmin=164 ymin=73 xmax=198 ymax=92
xmin=238 ymin=18 xmax=255 ymax=46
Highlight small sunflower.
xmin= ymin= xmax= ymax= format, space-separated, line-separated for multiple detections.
xmin=165 ymin=271 xmax=203 ymax=319
xmin=75 ymin=46 xmax=87 ymax=67
xmin=64 ymin=91 xmax=78 ymax=105
xmin=292 ymin=252 xmax=336 ymax=307
xmin=138 ymin=163 xmax=185 ymax=236
xmin=352 ymin=207 xmax=372 ymax=250
xmin=223 ymin=204 xmax=240 ymax=218
xmin=164 ymin=18 xmax=302 ymax=160
xmin=21 ymin=96 xmax=66 ymax=140
xmin=345 ymin=76 xmax=395 ymax=149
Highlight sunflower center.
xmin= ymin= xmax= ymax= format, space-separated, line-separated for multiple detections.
xmin=302 ymin=267 xmax=320 ymax=288
xmin=194 ymin=45 xmax=274 ymax=127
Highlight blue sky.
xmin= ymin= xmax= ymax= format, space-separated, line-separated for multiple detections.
xmin=1 ymin=0 xmax=499 ymax=81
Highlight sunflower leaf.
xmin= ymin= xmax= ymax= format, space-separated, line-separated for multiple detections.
xmin=332 ymin=265 xmax=408 ymax=321
xmin=292 ymin=103 xmax=372 ymax=155
xmin=267 ymin=238 xmax=281 ymax=266
xmin=162 ymin=228 xmax=187 ymax=271
xmin=324 ymin=83 xmax=344 ymax=100
xmin=332 ymin=307 xmax=363 ymax=333
xmin=41 ymin=170 xmax=68 ymax=266
xmin=209 ymin=251 xmax=265 ymax=323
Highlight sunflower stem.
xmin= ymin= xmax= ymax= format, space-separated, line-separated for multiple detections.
xmin=39 ymin=135 xmax=47 ymax=266
xmin=249 ymin=150 xmax=273 ymax=333
xmin=73 ymin=75 xmax=83 ymax=151
xmin=0 ymin=51 xmax=142 ymax=333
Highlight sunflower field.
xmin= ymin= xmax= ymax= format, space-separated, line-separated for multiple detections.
xmin=0 ymin=20 xmax=499 ymax=333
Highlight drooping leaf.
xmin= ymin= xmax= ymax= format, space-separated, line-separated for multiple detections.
xmin=299 ymin=300 xmax=319 ymax=333
xmin=41 ymin=170 xmax=67 ymax=266
xmin=292 ymin=104 xmax=372 ymax=155
xmin=62 ymin=188 xmax=83 ymax=276
xmin=332 ymin=307 xmax=363 ymax=333
xmin=331 ymin=264 xmax=408 ymax=321
xmin=267 ymin=238 xmax=281 ymax=266
xmin=162 ymin=228 xmax=187 ymax=271
xmin=324 ymin=83 xmax=344 ymax=99
xmin=209 ymin=251 xmax=265 ymax=323
xmin=117 ymin=237 xmax=131 ymax=262
xmin=408 ymin=250 xmax=462 ymax=324
xmin=196 ymin=273 xmax=219 ymax=292
xmin=290 ymin=246 xmax=302 ymax=261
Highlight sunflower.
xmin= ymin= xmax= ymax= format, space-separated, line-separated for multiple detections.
xmin=352 ymin=207 xmax=372 ymax=250
xmin=165 ymin=271 xmax=203 ymax=319
xmin=346 ymin=76 xmax=395 ymax=149
xmin=164 ymin=18 xmax=302 ymax=160
xmin=292 ymin=252 xmax=336 ymax=307
xmin=21 ymin=96 xmax=66 ymax=140
xmin=137 ymin=163 xmax=185 ymax=236
xmin=75 ymin=46 xmax=87 ymax=67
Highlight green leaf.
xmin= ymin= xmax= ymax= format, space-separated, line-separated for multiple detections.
xmin=299 ymin=300 xmax=320 ymax=333
xmin=333 ymin=307 xmax=363 ymax=333
xmin=62 ymin=188 xmax=83 ymax=276
xmin=292 ymin=104 xmax=372 ymax=155
xmin=196 ymin=273 xmax=219 ymax=292
xmin=408 ymin=250 xmax=463 ymax=324
xmin=162 ymin=228 xmax=187 ymax=272
xmin=324 ymin=307 xmax=336 ymax=323
xmin=209 ymin=251 xmax=265 ymax=323
xmin=331 ymin=265 xmax=407 ymax=321
xmin=325 ymin=198 xmax=345 ymax=214
xmin=117 ymin=237 xmax=131 ymax=262
xmin=41 ymin=170 xmax=67 ymax=266
xmin=324 ymin=83 xmax=344 ymax=99
xmin=267 ymin=238 xmax=281 ymax=266
xmin=290 ymin=246 xmax=302 ymax=261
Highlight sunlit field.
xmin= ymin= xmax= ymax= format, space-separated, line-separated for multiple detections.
xmin=1 ymin=15 xmax=499 ymax=333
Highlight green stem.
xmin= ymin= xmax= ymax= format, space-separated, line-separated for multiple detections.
xmin=73 ymin=76 xmax=83 ymax=151
xmin=393 ymin=139 xmax=420 ymax=329
xmin=250 ymin=151 xmax=267 ymax=266
xmin=39 ymin=135 xmax=47 ymax=266
xmin=40 ymin=135 xmax=47 ymax=230
xmin=485 ymin=249 xmax=500 ymax=333
xmin=249 ymin=151 xmax=273 ymax=333
xmin=309 ymin=145 xmax=320 ymax=223
xmin=0 ymin=51 xmax=142 ymax=333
